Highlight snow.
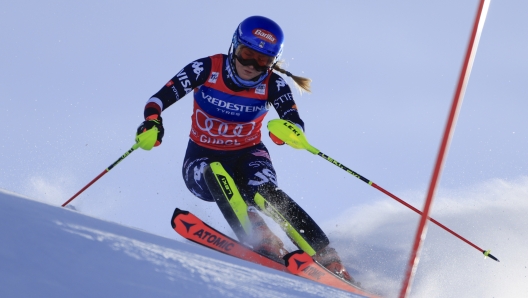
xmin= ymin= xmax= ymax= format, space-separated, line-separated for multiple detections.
xmin=0 ymin=189 xmax=365 ymax=298
xmin=3 ymin=176 xmax=528 ymax=297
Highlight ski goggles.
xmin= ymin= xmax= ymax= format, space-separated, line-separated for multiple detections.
xmin=234 ymin=46 xmax=275 ymax=72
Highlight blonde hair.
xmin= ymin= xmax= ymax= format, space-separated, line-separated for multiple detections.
xmin=272 ymin=61 xmax=312 ymax=94
xmin=235 ymin=45 xmax=312 ymax=94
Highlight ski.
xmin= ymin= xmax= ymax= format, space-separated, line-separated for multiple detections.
xmin=171 ymin=208 xmax=377 ymax=297
xmin=284 ymin=250 xmax=379 ymax=297
xmin=171 ymin=208 xmax=288 ymax=272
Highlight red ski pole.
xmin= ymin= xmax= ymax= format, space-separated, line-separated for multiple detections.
xmin=61 ymin=143 xmax=140 ymax=207
xmin=61 ymin=127 xmax=159 ymax=207
xmin=267 ymin=119 xmax=499 ymax=262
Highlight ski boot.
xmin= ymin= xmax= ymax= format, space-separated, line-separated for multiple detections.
xmin=314 ymin=246 xmax=355 ymax=283
xmin=248 ymin=207 xmax=288 ymax=261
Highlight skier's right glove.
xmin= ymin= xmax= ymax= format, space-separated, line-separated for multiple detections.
xmin=136 ymin=115 xmax=164 ymax=150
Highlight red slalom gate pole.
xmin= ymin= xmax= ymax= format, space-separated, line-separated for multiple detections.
xmin=399 ymin=1 xmax=491 ymax=297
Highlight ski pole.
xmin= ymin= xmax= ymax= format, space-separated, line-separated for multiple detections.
xmin=61 ymin=127 xmax=159 ymax=207
xmin=267 ymin=119 xmax=499 ymax=262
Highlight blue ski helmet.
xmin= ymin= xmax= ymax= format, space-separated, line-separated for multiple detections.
xmin=233 ymin=16 xmax=284 ymax=63
xmin=228 ymin=16 xmax=285 ymax=88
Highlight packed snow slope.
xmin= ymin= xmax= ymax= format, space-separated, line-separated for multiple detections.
xmin=3 ymin=176 xmax=528 ymax=297
xmin=0 ymin=189 xmax=368 ymax=298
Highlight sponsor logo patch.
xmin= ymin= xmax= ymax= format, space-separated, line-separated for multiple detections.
xmin=255 ymin=83 xmax=266 ymax=95
xmin=302 ymin=266 xmax=325 ymax=280
xmin=252 ymin=149 xmax=271 ymax=160
xmin=276 ymin=77 xmax=286 ymax=91
xmin=196 ymin=109 xmax=256 ymax=137
xmin=217 ymin=174 xmax=234 ymax=200
xmin=201 ymin=92 xmax=265 ymax=113
xmin=273 ymin=92 xmax=294 ymax=109
xmin=208 ymin=72 xmax=219 ymax=84
xmin=253 ymin=29 xmax=277 ymax=44
xmin=192 ymin=61 xmax=204 ymax=80
xmin=192 ymin=228 xmax=235 ymax=252
xmin=176 ymin=69 xmax=193 ymax=94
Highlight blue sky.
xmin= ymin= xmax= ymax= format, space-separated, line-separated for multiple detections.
xmin=2 ymin=1 xmax=528 ymax=295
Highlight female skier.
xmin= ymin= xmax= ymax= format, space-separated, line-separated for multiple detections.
xmin=136 ymin=15 xmax=353 ymax=282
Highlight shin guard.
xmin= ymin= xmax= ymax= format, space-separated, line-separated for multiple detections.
xmin=203 ymin=162 xmax=251 ymax=243
xmin=254 ymin=183 xmax=329 ymax=256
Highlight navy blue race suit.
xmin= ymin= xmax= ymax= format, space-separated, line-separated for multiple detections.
xmin=144 ymin=54 xmax=304 ymax=203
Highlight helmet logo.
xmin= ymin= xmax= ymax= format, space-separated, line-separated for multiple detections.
xmin=252 ymin=29 xmax=277 ymax=44
xmin=259 ymin=41 xmax=265 ymax=48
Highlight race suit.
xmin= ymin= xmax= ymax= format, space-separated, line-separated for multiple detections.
xmin=143 ymin=54 xmax=304 ymax=203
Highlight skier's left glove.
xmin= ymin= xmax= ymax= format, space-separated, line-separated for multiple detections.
xmin=136 ymin=115 xmax=164 ymax=150
xmin=269 ymin=132 xmax=285 ymax=146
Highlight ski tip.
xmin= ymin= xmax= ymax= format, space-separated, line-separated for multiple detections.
xmin=171 ymin=208 xmax=189 ymax=229
xmin=283 ymin=250 xmax=305 ymax=268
